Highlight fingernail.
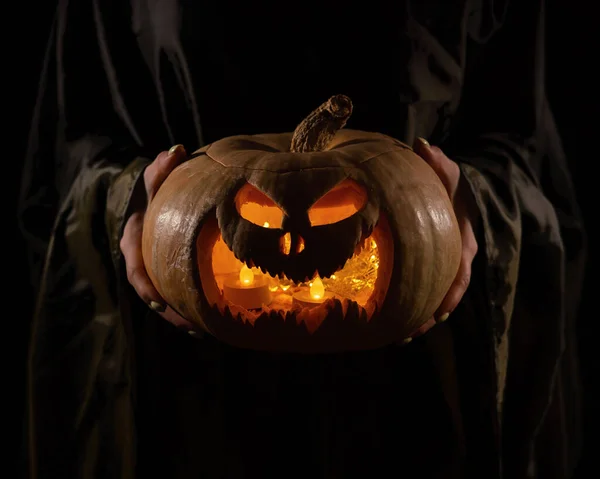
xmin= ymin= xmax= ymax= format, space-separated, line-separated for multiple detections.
xmin=149 ymin=301 xmax=166 ymax=313
xmin=402 ymin=337 xmax=413 ymax=345
xmin=188 ymin=330 xmax=203 ymax=339
xmin=437 ymin=312 xmax=450 ymax=323
xmin=416 ymin=137 xmax=430 ymax=148
xmin=168 ymin=144 xmax=185 ymax=156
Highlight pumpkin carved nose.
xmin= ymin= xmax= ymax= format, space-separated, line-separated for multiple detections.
xmin=280 ymin=233 xmax=305 ymax=256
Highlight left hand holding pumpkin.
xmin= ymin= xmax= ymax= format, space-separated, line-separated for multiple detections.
xmin=406 ymin=138 xmax=480 ymax=340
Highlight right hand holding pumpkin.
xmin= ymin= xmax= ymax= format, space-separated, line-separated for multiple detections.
xmin=405 ymin=138 xmax=479 ymax=342
xmin=120 ymin=144 xmax=198 ymax=331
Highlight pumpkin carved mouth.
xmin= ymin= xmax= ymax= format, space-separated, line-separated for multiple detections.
xmin=196 ymin=213 xmax=394 ymax=334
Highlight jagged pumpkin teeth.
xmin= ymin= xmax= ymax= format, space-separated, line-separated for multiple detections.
xmin=142 ymin=95 xmax=461 ymax=353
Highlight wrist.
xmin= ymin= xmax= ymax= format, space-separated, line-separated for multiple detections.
xmin=106 ymin=156 xmax=151 ymax=263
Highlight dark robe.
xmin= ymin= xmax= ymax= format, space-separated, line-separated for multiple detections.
xmin=20 ymin=0 xmax=587 ymax=477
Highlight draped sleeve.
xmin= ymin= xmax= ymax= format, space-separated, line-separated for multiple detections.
xmin=20 ymin=2 xmax=163 ymax=477
xmin=443 ymin=0 xmax=586 ymax=475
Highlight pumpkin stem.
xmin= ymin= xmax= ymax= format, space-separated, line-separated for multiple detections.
xmin=290 ymin=94 xmax=353 ymax=152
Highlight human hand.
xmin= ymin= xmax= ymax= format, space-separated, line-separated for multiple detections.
xmin=401 ymin=137 xmax=479 ymax=344
xmin=120 ymin=144 xmax=200 ymax=332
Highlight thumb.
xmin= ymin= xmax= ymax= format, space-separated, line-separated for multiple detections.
xmin=146 ymin=144 xmax=187 ymax=201
xmin=413 ymin=137 xmax=457 ymax=197
xmin=413 ymin=137 xmax=440 ymax=161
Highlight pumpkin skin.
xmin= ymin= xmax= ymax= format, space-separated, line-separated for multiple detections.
xmin=141 ymin=128 xmax=462 ymax=353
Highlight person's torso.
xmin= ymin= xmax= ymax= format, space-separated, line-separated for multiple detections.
xmin=125 ymin=0 xmax=473 ymax=148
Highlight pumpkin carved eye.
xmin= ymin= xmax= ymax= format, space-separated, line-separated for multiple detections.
xmin=308 ymin=179 xmax=368 ymax=226
xmin=235 ymin=183 xmax=284 ymax=229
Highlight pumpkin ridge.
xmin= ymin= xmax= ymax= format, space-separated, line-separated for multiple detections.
xmin=331 ymin=137 xmax=412 ymax=152
xmin=203 ymin=147 xmax=404 ymax=172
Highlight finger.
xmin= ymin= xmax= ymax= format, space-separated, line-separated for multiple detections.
xmin=159 ymin=306 xmax=198 ymax=330
xmin=435 ymin=254 xmax=474 ymax=320
xmin=411 ymin=317 xmax=437 ymax=338
xmin=413 ymin=136 xmax=432 ymax=156
xmin=120 ymin=211 xmax=166 ymax=309
xmin=187 ymin=330 xmax=205 ymax=339
xmin=413 ymin=137 xmax=460 ymax=197
xmin=396 ymin=317 xmax=436 ymax=346
xmin=144 ymin=144 xmax=187 ymax=201
xmin=158 ymin=307 xmax=205 ymax=340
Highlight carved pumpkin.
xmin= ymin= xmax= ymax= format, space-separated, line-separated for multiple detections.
xmin=142 ymin=95 xmax=461 ymax=353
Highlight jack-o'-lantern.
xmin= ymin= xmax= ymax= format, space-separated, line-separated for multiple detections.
xmin=142 ymin=95 xmax=461 ymax=353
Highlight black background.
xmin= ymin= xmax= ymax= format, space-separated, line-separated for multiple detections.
xmin=8 ymin=1 xmax=597 ymax=477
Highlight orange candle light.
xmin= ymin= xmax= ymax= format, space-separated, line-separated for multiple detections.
xmin=292 ymin=277 xmax=334 ymax=308
xmin=223 ymin=265 xmax=272 ymax=310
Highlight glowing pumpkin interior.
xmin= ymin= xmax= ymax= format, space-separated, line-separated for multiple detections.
xmin=196 ymin=180 xmax=394 ymax=333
